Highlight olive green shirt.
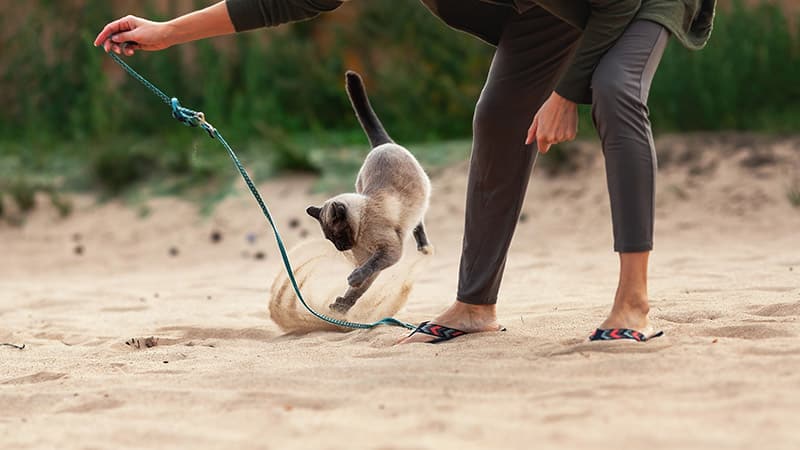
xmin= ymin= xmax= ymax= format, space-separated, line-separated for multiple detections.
xmin=225 ymin=0 xmax=715 ymax=104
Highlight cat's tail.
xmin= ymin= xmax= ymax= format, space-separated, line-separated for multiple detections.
xmin=345 ymin=70 xmax=393 ymax=148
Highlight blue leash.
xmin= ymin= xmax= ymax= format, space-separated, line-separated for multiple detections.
xmin=106 ymin=50 xmax=416 ymax=331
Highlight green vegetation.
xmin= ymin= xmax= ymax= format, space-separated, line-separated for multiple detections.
xmin=0 ymin=0 xmax=798 ymax=219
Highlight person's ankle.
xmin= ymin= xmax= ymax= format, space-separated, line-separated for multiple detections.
xmin=618 ymin=299 xmax=649 ymax=317
xmin=454 ymin=300 xmax=496 ymax=316
xmin=603 ymin=296 xmax=650 ymax=330
xmin=431 ymin=300 xmax=498 ymax=331
xmin=614 ymin=289 xmax=649 ymax=313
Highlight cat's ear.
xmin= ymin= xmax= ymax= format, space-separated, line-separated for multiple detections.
xmin=331 ymin=202 xmax=348 ymax=221
xmin=306 ymin=206 xmax=322 ymax=220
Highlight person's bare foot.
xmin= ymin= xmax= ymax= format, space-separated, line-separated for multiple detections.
xmin=397 ymin=301 xmax=503 ymax=344
xmin=597 ymin=296 xmax=654 ymax=337
xmin=592 ymin=251 xmax=659 ymax=339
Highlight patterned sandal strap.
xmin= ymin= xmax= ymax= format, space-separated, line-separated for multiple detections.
xmin=412 ymin=321 xmax=467 ymax=344
xmin=589 ymin=328 xmax=664 ymax=342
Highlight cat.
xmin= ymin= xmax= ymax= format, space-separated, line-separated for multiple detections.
xmin=306 ymin=71 xmax=432 ymax=314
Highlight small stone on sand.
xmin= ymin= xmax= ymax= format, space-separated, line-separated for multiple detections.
xmin=169 ymin=247 xmax=179 ymax=257
xmin=289 ymin=218 xmax=300 ymax=229
xmin=74 ymin=245 xmax=84 ymax=255
xmin=210 ymin=230 xmax=222 ymax=243
xmin=254 ymin=251 xmax=266 ymax=260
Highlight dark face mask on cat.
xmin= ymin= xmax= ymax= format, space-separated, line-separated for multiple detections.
xmin=306 ymin=203 xmax=354 ymax=251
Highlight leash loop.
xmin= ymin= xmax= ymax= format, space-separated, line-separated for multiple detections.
xmin=105 ymin=50 xmax=416 ymax=332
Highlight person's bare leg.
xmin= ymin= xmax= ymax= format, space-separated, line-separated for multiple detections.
xmin=598 ymin=251 xmax=652 ymax=333
xmin=397 ymin=301 xmax=500 ymax=344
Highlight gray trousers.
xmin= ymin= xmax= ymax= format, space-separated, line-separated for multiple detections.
xmin=456 ymin=7 xmax=669 ymax=305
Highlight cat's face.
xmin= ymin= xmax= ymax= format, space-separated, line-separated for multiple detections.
xmin=306 ymin=199 xmax=357 ymax=251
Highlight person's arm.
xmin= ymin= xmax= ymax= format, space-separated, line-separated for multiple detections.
xmin=226 ymin=0 xmax=343 ymax=32
xmin=554 ymin=0 xmax=641 ymax=103
xmin=94 ymin=2 xmax=234 ymax=55
xmin=94 ymin=0 xmax=343 ymax=56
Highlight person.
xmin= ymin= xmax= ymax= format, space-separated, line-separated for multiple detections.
xmin=95 ymin=0 xmax=715 ymax=344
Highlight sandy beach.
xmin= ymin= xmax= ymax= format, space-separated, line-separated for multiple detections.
xmin=1 ymin=134 xmax=799 ymax=449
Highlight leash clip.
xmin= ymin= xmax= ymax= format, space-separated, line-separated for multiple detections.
xmin=194 ymin=111 xmax=217 ymax=139
xmin=170 ymin=97 xmax=216 ymax=139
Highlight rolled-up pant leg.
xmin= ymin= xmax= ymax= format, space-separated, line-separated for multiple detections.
xmin=591 ymin=20 xmax=669 ymax=253
xmin=457 ymin=7 xmax=581 ymax=305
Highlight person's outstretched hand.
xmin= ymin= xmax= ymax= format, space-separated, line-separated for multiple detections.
xmin=94 ymin=15 xmax=174 ymax=56
xmin=526 ymin=91 xmax=578 ymax=153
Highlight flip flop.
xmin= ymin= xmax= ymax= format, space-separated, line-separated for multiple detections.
xmin=404 ymin=321 xmax=506 ymax=344
xmin=589 ymin=328 xmax=664 ymax=342
xmin=405 ymin=321 xmax=467 ymax=344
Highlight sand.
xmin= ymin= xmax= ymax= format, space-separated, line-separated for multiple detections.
xmin=1 ymin=134 xmax=799 ymax=450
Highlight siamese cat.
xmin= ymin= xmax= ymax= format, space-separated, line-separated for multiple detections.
xmin=306 ymin=71 xmax=431 ymax=314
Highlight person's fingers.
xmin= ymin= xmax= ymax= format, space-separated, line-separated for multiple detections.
xmin=94 ymin=17 xmax=133 ymax=47
xmin=526 ymin=116 xmax=539 ymax=146
xmin=111 ymin=30 xmax=138 ymax=44
xmin=124 ymin=46 xmax=135 ymax=56
xmin=537 ymin=135 xmax=551 ymax=154
xmin=103 ymin=39 xmax=112 ymax=53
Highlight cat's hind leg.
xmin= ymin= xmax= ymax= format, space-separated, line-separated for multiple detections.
xmin=413 ymin=222 xmax=432 ymax=254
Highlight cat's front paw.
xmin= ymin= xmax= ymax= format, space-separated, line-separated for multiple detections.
xmin=330 ymin=297 xmax=353 ymax=314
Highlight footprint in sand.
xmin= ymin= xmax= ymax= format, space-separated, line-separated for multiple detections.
xmin=125 ymin=336 xmax=159 ymax=349
xmin=2 ymin=371 xmax=66 ymax=385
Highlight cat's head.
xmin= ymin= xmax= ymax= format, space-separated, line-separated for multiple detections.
xmin=306 ymin=194 xmax=365 ymax=251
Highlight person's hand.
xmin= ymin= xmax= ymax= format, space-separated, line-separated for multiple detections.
xmin=525 ymin=91 xmax=578 ymax=153
xmin=94 ymin=15 xmax=175 ymax=56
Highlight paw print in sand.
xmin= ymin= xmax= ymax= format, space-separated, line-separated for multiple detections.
xmin=125 ymin=336 xmax=159 ymax=349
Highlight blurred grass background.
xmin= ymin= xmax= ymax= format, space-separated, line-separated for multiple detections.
xmin=0 ymin=0 xmax=798 ymax=218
